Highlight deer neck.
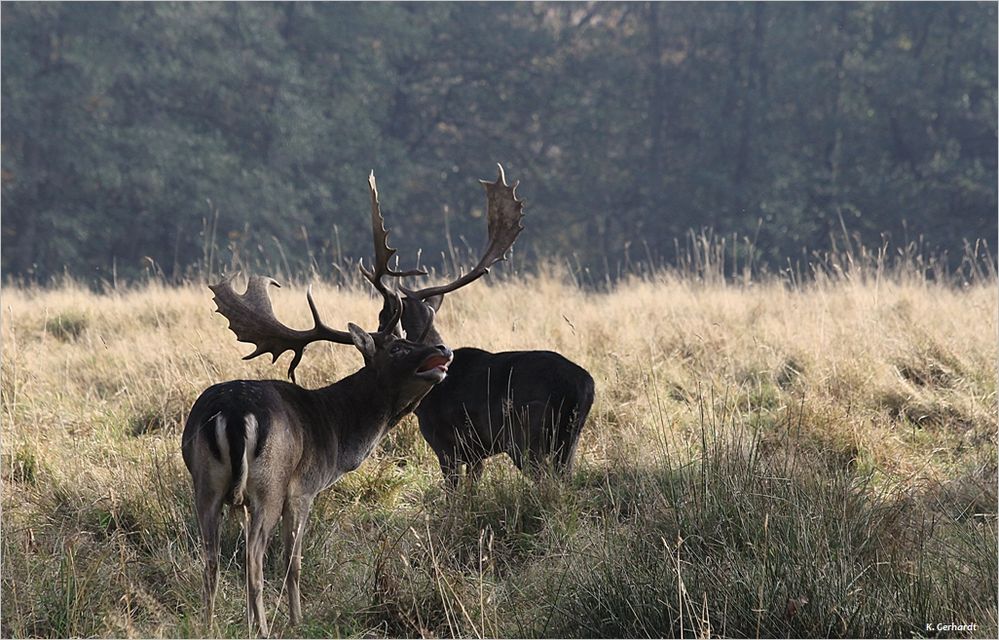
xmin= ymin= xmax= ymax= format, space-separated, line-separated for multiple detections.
xmin=313 ymin=367 xmax=409 ymax=476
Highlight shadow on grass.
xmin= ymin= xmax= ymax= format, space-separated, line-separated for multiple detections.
xmin=524 ymin=436 xmax=998 ymax=639
xmin=4 ymin=426 xmax=993 ymax=638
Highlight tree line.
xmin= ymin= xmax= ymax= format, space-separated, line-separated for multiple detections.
xmin=3 ymin=2 xmax=996 ymax=284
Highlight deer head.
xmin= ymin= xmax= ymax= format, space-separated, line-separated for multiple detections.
xmin=374 ymin=163 xmax=525 ymax=344
xmin=210 ymin=170 xmax=459 ymax=382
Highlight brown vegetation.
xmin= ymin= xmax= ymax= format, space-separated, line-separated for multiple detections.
xmin=2 ymin=267 xmax=996 ymax=637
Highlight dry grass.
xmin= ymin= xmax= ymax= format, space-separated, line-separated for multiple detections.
xmin=1 ymin=266 xmax=996 ymax=637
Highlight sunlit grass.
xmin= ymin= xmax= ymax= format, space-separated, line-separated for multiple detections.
xmin=1 ymin=264 xmax=996 ymax=637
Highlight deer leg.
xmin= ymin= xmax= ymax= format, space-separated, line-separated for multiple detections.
xmin=195 ymin=488 xmax=224 ymax=631
xmin=507 ymin=402 xmax=538 ymax=474
xmin=553 ymin=421 xmax=582 ymax=478
xmin=281 ymin=495 xmax=314 ymax=628
xmin=246 ymin=503 xmax=282 ymax=637
xmin=556 ymin=401 xmax=591 ymax=479
xmin=526 ymin=401 xmax=562 ymax=478
xmin=551 ymin=442 xmax=573 ymax=477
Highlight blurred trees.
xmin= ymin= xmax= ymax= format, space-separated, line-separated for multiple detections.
xmin=2 ymin=2 xmax=995 ymax=283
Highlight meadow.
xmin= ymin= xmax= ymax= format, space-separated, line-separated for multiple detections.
xmin=2 ymin=255 xmax=996 ymax=638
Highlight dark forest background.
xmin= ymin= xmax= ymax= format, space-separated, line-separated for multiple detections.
xmin=2 ymin=2 xmax=996 ymax=284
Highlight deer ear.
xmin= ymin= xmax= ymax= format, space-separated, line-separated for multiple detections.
xmin=377 ymin=298 xmax=401 ymax=335
xmin=348 ymin=323 xmax=376 ymax=362
xmin=425 ymin=295 xmax=444 ymax=312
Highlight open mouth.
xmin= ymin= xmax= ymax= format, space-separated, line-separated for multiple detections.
xmin=416 ymin=354 xmax=452 ymax=374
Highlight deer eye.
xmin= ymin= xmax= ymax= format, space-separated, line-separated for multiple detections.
xmin=389 ymin=343 xmax=409 ymax=356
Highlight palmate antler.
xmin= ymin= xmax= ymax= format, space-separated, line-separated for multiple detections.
xmin=359 ymin=172 xmax=426 ymax=297
xmin=210 ymin=274 xmax=402 ymax=382
xmin=400 ymin=163 xmax=525 ymax=300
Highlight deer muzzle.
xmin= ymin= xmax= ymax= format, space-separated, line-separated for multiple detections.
xmin=415 ymin=348 xmax=453 ymax=382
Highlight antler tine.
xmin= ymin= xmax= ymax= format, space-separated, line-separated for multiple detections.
xmin=211 ymin=274 xmax=356 ymax=382
xmin=359 ymin=171 xmax=426 ymax=298
xmin=401 ymin=163 xmax=525 ymax=300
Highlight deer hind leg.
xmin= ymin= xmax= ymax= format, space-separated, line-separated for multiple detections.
xmin=245 ymin=501 xmax=282 ymax=637
xmin=195 ymin=486 xmax=224 ymax=632
xmin=422 ymin=417 xmax=465 ymax=489
xmin=281 ymin=494 xmax=314 ymax=628
xmin=437 ymin=451 xmax=461 ymax=489
xmin=556 ymin=395 xmax=592 ymax=478
xmin=510 ymin=401 xmax=553 ymax=477
xmin=553 ymin=409 xmax=584 ymax=477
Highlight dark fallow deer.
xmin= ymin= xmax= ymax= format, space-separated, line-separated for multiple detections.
xmin=181 ymin=174 xmax=452 ymax=637
xmin=375 ymin=165 xmax=595 ymax=486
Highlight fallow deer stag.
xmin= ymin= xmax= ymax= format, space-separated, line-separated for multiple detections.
xmin=181 ymin=174 xmax=452 ymax=636
xmin=374 ymin=165 xmax=595 ymax=485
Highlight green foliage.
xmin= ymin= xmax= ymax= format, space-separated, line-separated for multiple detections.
xmin=44 ymin=311 xmax=88 ymax=341
xmin=2 ymin=3 xmax=996 ymax=284
xmin=4 ymin=446 xmax=41 ymax=485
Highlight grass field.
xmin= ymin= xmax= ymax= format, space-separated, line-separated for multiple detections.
xmin=2 ymin=259 xmax=996 ymax=638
